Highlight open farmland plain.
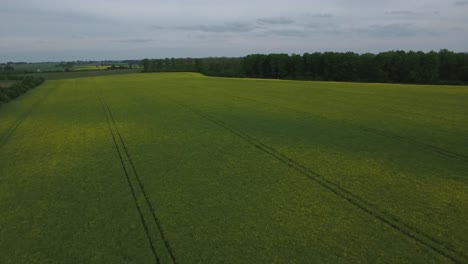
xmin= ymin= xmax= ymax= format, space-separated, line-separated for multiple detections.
xmin=0 ymin=73 xmax=467 ymax=263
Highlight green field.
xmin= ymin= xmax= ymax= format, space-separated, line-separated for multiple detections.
xmin=72 ymin=65 xmax=107 ymax=71
xmin=6 ymin=63 xmax=64 ymax=72
xmin=6 ymin=62 xmax=139 ymax=74
xmin=20 ymin=69 xmax=141 ymax=80
xmin=0 ymin=73 xmax=467 ymax=263
xmin=72 ymin=64 xmax=140 ymax=71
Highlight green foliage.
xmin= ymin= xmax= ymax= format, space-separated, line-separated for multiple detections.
xmin=17 ymin=69 xmax=140 ymax=80
xmin=0 ymin=76 xmax=44 ymax=105
xmin=0 ymin=73 xmax=467 ymax=263
xmin=142 ymin=50 xmax=468 ymax=84
xmin=142 ymin=57 xmax=243 ymax=77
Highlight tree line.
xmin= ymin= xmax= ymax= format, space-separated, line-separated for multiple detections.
xmin=141 ymin=49 xmax=468 ymax=85
xmin=0 ymin=76 xmax=45 ymax=106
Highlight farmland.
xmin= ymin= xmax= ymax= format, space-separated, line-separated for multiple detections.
xmin=18 ymin=68 xmax=140 ymax=80
xmin=2 ymin=62 xmax=139 ymax=74
xmin=0 ymin=73 xmax=467 ymax=263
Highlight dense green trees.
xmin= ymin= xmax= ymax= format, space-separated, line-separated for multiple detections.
xmin=0 ymin=76 xmax=44 ymax=105
xmin=142 ymin=57 xmax=243 ymax=77
xmin=141 ymin=50 xmax=468 ymax=85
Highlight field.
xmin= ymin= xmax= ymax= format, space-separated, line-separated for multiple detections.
xmin=0 ymin=73 xmax=467 ymax=263
xmin=6 ymin=62 xmax=139 ymax=73
xmin=7 ymin=62 xmax=63 ymax=72
xmin=19 ymin=69 xmax=141 ymax=80
xmin=72 ymin=64 xmax=141 ymax=71
xmin=72 ymin=65 xmax=108 ymax=71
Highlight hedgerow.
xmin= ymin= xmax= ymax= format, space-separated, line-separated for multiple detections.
xmin=0 ymin=76 xmax=44 ymax=106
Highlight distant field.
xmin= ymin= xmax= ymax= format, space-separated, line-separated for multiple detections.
xmin=8 ymin=62 xmax=64 ymax=72
xmin=20 ymin=69 xmax=141 ymax=80
xmin=0 ymin=73 xmax=467 ymax=263
xmin=72 ymin=65 xmax=107 ymax=71
xmin=7 ymin=63 xmax=140 ymax=73
xmin=72 ymin=64 xmax=140 ymax=71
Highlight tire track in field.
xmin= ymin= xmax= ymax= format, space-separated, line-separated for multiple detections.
xmin=170 ymin=98 xmax=465 ymax=264
xmin=230 ymin=94 xmax=468 ymax=164
xmin=0 ymin=84 xmax=55 ymax=149
xmin=97 ymin=88 xmax=177 ymax=264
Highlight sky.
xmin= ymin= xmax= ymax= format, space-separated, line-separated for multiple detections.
xmin=1 ymin=0 xmax=468 ymax=62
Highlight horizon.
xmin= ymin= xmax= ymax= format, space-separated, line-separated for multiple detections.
xmin=2 ymin=49 xmax=468 ymax=65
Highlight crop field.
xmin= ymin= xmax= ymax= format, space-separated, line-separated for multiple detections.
xmin=72 ymin=65 xmax=107 ymax=71
xmin=72 ymin=64 xmax=140 ymax=71
xmin=7 ymin=63 xmax=63 ymax=72
xmin=0 ymin=73 xmax=467 ymax=263
xmin=19 ymin=69 xmax=141 ymax=80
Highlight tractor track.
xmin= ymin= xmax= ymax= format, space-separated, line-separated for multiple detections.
xmin=170 ymin=98 xmax=465 ymax=264
xmin=97 ymin=88 xmax=177 ymax=264
xmin=230 ymin=94 xmax=468 ymax=164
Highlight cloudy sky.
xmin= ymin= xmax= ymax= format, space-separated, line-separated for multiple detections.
xmin=1 ymin=0 xmax=468 ymax=62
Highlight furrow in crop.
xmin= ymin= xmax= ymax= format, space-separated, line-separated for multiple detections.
xmin=98 ymin=91 xmax=161 ymax=264
xmin=172 ymin=99 xmax=466 ymax=264
xmin=230 ymin=94 xmax=468 ymax=163
xmin=98 ymin=88 xmax=177 ymax=264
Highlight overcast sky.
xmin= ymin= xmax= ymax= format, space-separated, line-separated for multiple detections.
xmin=1 ymin=0 xmax=468 ymax=62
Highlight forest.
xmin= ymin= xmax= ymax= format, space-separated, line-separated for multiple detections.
xmin=141 ymin=49 xmax=468 ymax=85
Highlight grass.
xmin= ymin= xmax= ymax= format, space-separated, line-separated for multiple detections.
xmin=0 ymin=72 xmax=467 ymax=263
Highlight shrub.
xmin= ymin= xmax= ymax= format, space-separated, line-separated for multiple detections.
xmin=0 ymin=76 xmax=44 ymax=105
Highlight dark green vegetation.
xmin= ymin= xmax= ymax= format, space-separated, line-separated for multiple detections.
xmin=2 ymin=62 xmax=64 ymax=72
xmin=18 ymin=69 xmax=140 ymax=80
xmin=1 ymin=61 xmax=140 ymax=74
xmin=142 ymin=49 xmax=468 ymax=84
xmin=0 ymin=76 xmax=44 ymax=105
xmin=0 ymin=81 xmax=16 ymax=88
xmin=0 ymin=73 xmax=467 ymax=263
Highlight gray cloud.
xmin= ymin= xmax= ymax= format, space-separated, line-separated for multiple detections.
xmin=454 ymin=1 xmax=468 ymax=6
xmin=120 ymin=39 xmax=155 ymax=43
xmin=146 ymin=25 xmax=164 ymax=31
xmin=0 ymin=5 xmax=115 ymax=24
xmin=301 ymin=23 xmax=345 ymax=35
xmin=197 ymin=34 xmax=232 ymax=40
xmin=269 ymin=29 xmax=307 ymax=37
xmin=1 ymin=0 xmax=468 ymax=62
xmin=176 ymin=22 xmax=256 ymax=33
xmin=362 ymin=23 xmax=418 ymax=37
xmin=305 ymin=13 xmax=333 ymax=18
xmin=305 ymin=22 xmax=338 ymax=29
xmin=257 ymin=17 xmax=295 ymax=25
xmin=386 ymin=10 xmax=417 ymax=15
